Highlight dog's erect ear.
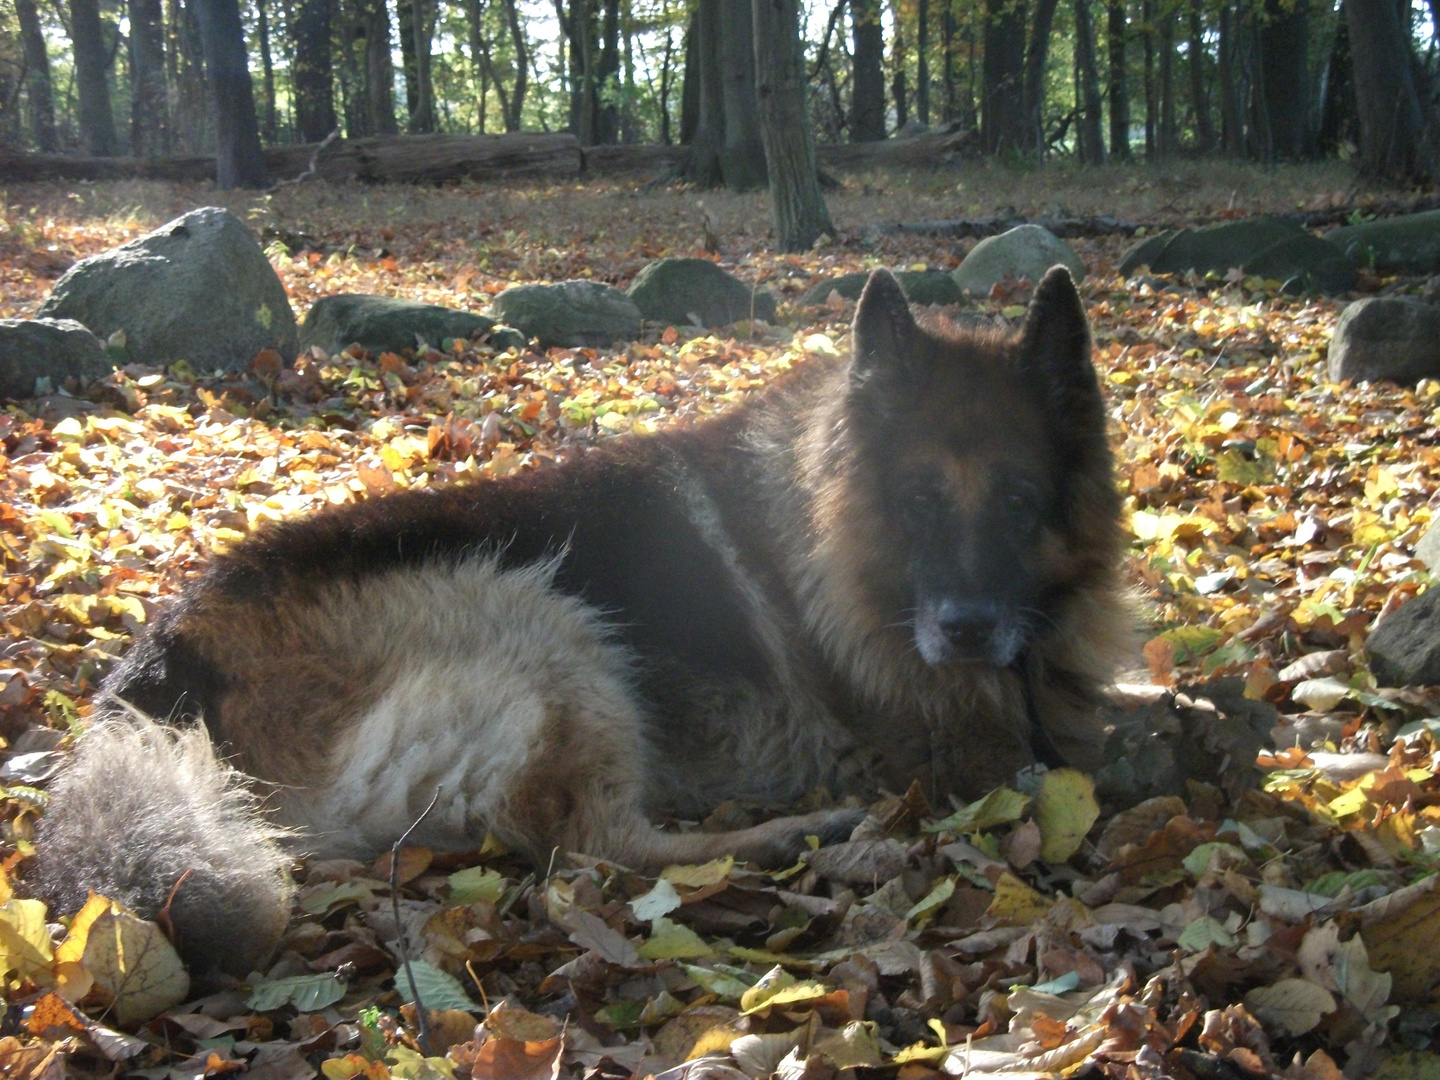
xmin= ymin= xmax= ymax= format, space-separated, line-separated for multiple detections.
xmin=851 ymin=270 xmax=918 ymax=387
xmin=1019 ymin=266 xmax=1102 ymax=416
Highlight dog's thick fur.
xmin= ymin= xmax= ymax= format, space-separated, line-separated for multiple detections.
xmin=35 ymin=267 xmax=1127 ymax=977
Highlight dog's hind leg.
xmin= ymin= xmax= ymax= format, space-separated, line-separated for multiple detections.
xmin=599 ymin=806 xmax=867 ymax=871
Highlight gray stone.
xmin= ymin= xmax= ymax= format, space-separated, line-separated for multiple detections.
xmin=803 ymin=269 xmax=962 ymax=307
xmin=38 ymin=206 xmax=297 ymax=372
xmin=1367 ymin=589 xmax=1440 ymax=686
xmin=1119 ymin=218 xmax=1355 ymax=293
xmin=1327 ymin=297 xmax=1440 ymax=385
xmin=0 ymin=318 xmax=110 ymax=399
xmin=489 ymin=326 xmax=529 ymax=351
xmin=489 ymin=280 xmax=642 ymax=348
xmin=1328 ymin=210 xmax=1440 ymax=274
xmin=1414 ymin=520 xmax=1440 ymax=571
xmin=627 ymin=258 xmax=777 ymax=327
xmin=952 ymin=224 xmax=1086 ymax=295
xmin=300 ymin=294 xmax=497 ymax=355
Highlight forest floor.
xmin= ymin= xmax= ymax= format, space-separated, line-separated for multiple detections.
xmin=1 ymin=159 xmax=1440 ymax=1080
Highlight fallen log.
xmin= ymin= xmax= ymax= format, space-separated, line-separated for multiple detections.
xmin=872 ymin=214 xmax=1141 ymax=239
xmin=0 ymin=132 xmax=584 ymax=185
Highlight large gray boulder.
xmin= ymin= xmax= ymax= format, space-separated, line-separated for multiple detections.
xmin=489 ymin=281 xmax=642 ymax=349
xmin=1119 ymin=218 xmax=1355 ymax=293
xmin=1368 ymin=590 xmax=1440 ymax=686
xmin=1328 ymin=210 xmax=1440 ymax=275
xmin=300 ymin=294 xmax=501 ymax=355
xmin=38 ymin=207 xmax=298 ymax=371
xmin=627 ymin=259 xmax=777 ymax=327
xmin=1327 ymin=297 xmax=1440 ymax=385
xmin=952 ymin=225 xmax=1086 ymax=295
xmin=803 ymin=269 xmax=962 ymax=307
xmin=0 ymin=318 xmax=110 ymax=399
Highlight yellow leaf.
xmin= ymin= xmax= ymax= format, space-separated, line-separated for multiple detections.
xmin=55 ymin=891 xmax=112 ymax=964
xmin=986 ymin=872 xmax=1053 ymax=924
xmin=0 ymin=899 xmax=54 ymax=985
xmin=660 ymin=855 xmax=733 ymax=888
xmin=82 ymin=907 xmax=190 ymax=1024
xmin=1033 ymin=768 xmax=1100 ymax=863
xmin=1243 ymin=978 xmax=1336 ymax=1036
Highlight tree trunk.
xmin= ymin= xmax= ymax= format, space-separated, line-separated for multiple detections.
xmin=982 ymin=0 xmax=1026 ymax=152
xmin=501 ymin=0 xmax=527 ymax=129
xmin=942 ymin=0 xmax=956 ymax=122
xmin=1022 ymin=0 xmax=1060 ymax=153
xmin=717 ymin=0 xmax=766 ymax=186
xmin=1141 ymin=0 xmax=1155 ymax=156
xmin=1248 ymin=7 xmax=1271 ymax=160
xmin=366 ymin=0 xmax=398 ymax=134
xmin=754 ymin=0 xmax=834 ymax=250
xmin=680 ymin=8 xmax=700 ymax=143
xmin=1186 ymin=0 xmax=1213 ymax=150
xmin=683 ymin=0 xmax=725 ymax=181
xmin=1260 ymin=0 xmax=1309 ymax=157
xmin=658 ymin=19 xmax=675 ymax=143
xmin=1346 ymin=0 xmax=1436 ymax=179
xmin=128 ymin=0 xmax=169 ymax=154
xmin=1317 ymin=0 xmax=1356 ymax=155
xmin=171 ymin=0 xmax=210 ymax=150
xmin=293 ymin=0 xmax=336 ymax=141
xmin=1106 ymin=0 xmax=1128 ymax=158
xmin=16 ymin=0 xmax=60 ymax=151
xmin=193 ymin=0 xmax=270 ymax=186
xmin=850 ymin=0 xmax=886 ymax=140
xmin=595 ymin=0 xmax=621 ymax=142
xmin=1158 ymin=4 xmax=1174 ymax=154
xmin=916 ymin=0 xmax=930 ymax=124
xmin=70 ymin=0 xmax=120 ymax=155
xmin=891 ymin=0 xmax=908 ymax=129
xmin=256 ymin=0 xmax=278 ymax=142
xmin=1218 ymin=2 xmax=1242 ymax=152
xmin=1075 ymin=0 xmax=1105 ymax=162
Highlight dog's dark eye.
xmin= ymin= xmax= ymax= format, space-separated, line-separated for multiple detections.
xmin=1005 ymin=489 xmax=1038 ymax=515
xmin=903 ymin=489 xmax=940 ymax=521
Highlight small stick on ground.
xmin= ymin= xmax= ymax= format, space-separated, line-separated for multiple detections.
xmin=391 ymin=786 xmax=443 ymax=1056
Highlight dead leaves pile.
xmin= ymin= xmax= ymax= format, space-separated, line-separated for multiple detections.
xmin=6 ymin=181 xmax=1440 ymax=1077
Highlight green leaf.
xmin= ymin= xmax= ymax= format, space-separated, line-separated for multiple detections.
xmin=447 ymin=866 xmax=506 ymax=905
xmin=247 ymin=972 xmax=347 ymax=1012
xmin=393 ymin=959 xmax=478 ymax=1012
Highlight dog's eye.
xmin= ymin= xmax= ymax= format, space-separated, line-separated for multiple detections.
xmin=903 ymin=489 xmax=939 ymax=520
xmin=1005 ymin=490 xmax=1037 ymax=514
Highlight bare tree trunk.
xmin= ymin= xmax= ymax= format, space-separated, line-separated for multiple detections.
xmin=501 ymin=0 xmax=528 ymax=129
xmin=257 ymin=0 xmax=278 ymax=141
xmin=70 ymin=0 xmax=120 ymax=155
xmin=17 ymin=0 xmax=60 ymax=151
xmin=363 ymin=0 xmax=398 ymax=134
xmin=851 ymin=0 xmax=886 ymax=139
xmin=1218 ymin=2 xmax=1242 ymax=152
xmin=754 ymin=0 xmax=834 ymax=250
xmin=1022 ymin=0 xmax=1060 ymax=153
xmin=1186 ymin=0 xmax=1213 ymax=150
xmin=1141 ymin=0 xmax=1155 ymax=156
xmin=916 ymin=0 xmax=930 ymax=123
xmin=1346 ymin=0 xmax=1436 ymax=179
xmin=293 ymin=0 xmax=336 ymax=141
xmin=1260 ymin=0 xmax=1309 ymax=157
xmin=680 ymin=8 xmax=699 ymax=142
xmin=719 ymin=0 xmax=765 ymax=185
xmin=193 ymin=0 xmax=270 ymax=186
xmin=683 ymin=0 xmax=725 ymax=181
xmin=1107 ymin=0 xmax=1129 ymax=158
xmin=982 ymin=0 xmax=1027 ymax=152
xmin=891 ymin=0 xmax=908 ymax=129
xmin=1158 ymin=2 xmax=1175 ymax=155
xmin=942 ymin=0 xmax=957 ymax=122
xmin=1075 ymin=0 xmax=1105 ymax=162
xmin=129 ymin=0 xmax=169 ymax=154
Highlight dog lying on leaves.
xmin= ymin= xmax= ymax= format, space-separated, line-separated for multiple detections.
xmin=35 ymin=267 xmax=1128 ymax=977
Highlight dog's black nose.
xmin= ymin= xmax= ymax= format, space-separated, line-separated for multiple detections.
xmin=935 ymin=599 xmax=1000 ymax=653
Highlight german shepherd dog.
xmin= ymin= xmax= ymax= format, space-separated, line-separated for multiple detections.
xmin=35 ymin=267 xmax=1127 ymax=977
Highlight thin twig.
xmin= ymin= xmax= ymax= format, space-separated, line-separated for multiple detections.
xmin=269 ymin=128 xmax=341 ymax=191
xmin=392 ymin=785 xmax=443 ymax=1056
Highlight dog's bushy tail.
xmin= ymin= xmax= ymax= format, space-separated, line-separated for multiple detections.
xmin=33 ymin=715 xmax=295 ymax=977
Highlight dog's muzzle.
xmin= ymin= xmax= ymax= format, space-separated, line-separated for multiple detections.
xmin=915 ymin=598 xmax=1026 ymax=667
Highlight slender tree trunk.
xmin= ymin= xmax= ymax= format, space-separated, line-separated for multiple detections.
xmin=719 ymin=0 xmax=766 ymax=186
xmin=1107 ymin=0 xmax=1129 ymax=158
xmin=129 ymin=0 xmax=169 ymax=154
xmin=1187 ymin=0 xmax=1213 ymax=150
xmin=891 ymin=0 xmax=908 ymax=129
xmin=501 ymin=0 xmax=527 ymax=129
xmin=850 ymin=0 xmax=886 ymax=139
xmin=1260 ymin=0 xmax=1308 ymax=157
xmin=680 ymin=7 xmax=699 ymax=142
xmin=1158 ymin=3 xmax=1175 ymax=154
xmin=172 ymin=0 xmax=211 ymax=149
xmin=1075 ymin=0 xmax=1105 ymax=161
xmin=1141 ymin=0 xmax=1155 ymax=156
xmin=256 ymin=0 xmax=278 ymax=141
xmin=982 ymin=0 xmax=1027 ymax=152
xmin=754 ymin=0 xmax=834 ymax=250
xmin=942 ymin=0 xmax=957 ymax=121
xmin=193 ymin=0 xmax=270 ymax=186
xmin=917 ymin=0 xmax=930 ymax=123
xmin=293 ymin=0 xmax=336 ymax=141
xmin=684 ymin=0 xmax=725 ymax=182
xmin=595 ymin=0 xmax=620 ymax=141
xmin=70 ymin=0 xmax=120 ymax=155
xmin=398 ymin=0 xmax=420 ymax=123
xmin=1248 ymin=8 xmax=1271 ymax=160
xmin=1218 ymin=2 xmax=1242 ymax=152
xmin=1318 ymin=0 xmax=1355 ymax=154
xmin=363 ymin=0 xmax=398 ymax=134
xmin=1022 ymin=0 xmax=1060 ymax=152
xmin=1346 ymin=0 xmax=1436 ymax=179
xmin=17 ymin=0 xmax=59 ymax=151
xmin=658 ymin=19 xmax=674 ymax=142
